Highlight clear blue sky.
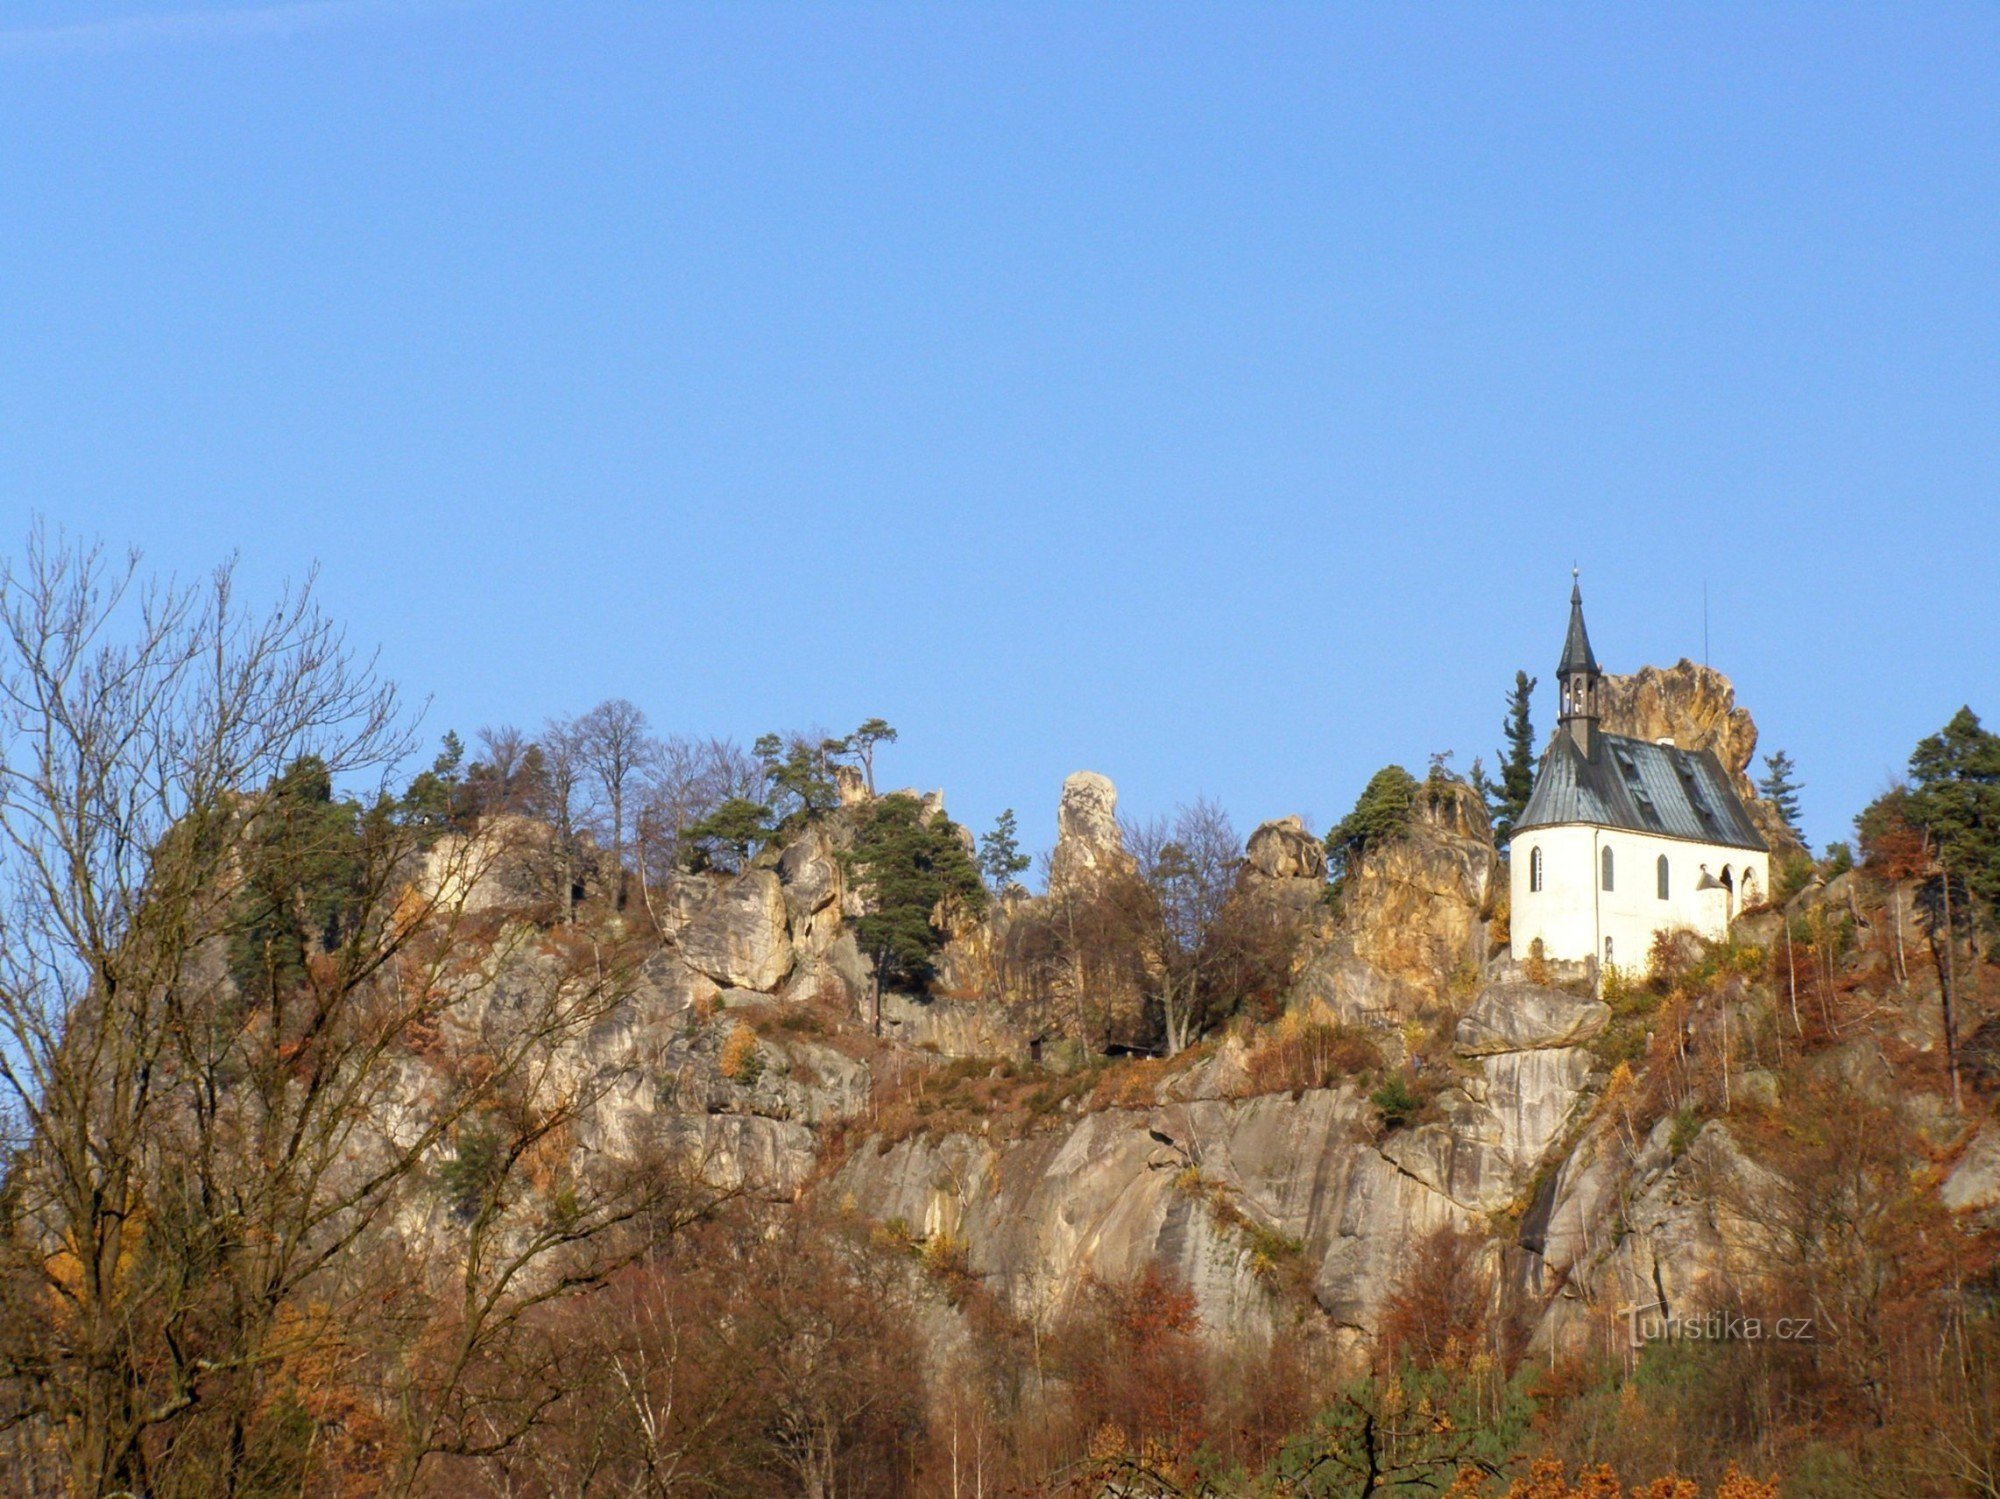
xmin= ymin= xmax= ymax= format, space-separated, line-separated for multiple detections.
xmin=3 ymin=2 xmax=1995 ymax=859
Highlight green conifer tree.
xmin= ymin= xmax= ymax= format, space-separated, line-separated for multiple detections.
xmin=680 ymin=796 xmax=776 ymax=872
xmin=1490 ymin=671 xmax=1537 ymax=840
xmin=1325 ymin=765 xmax=1419 ymax=885
xmin=978 ymin=808 xmax=1032 ymax=893
xmin=1757 ymin=749 xmax=1805 ymax=832
xmin=841 ymin=794 xmax=988 ymax=998
xmin=1906 ymin=706 xmax=2000 ymax=920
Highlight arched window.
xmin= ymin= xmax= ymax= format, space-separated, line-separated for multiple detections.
xmin=1529 ymin=846 xmax=1543 ymax=893
xmin=1604 ymin=936 xmax=1614 ymax=967
xmin=1600 ymin=845 xmax=1614 ymax=892
xmin=1657 ymin=854 xmax=1670 ymax=900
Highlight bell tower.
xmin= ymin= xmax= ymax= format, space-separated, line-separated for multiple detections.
xmin=1557 ymin=569 xmax=1601 ymax=759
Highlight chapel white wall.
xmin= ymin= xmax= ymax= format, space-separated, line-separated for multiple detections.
xmin=1508 ymin=824 xmax=1769 ymax=971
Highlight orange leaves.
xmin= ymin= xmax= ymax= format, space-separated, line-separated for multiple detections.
xmin=1054 ymin=1265 xmax=1209 ymax=1467
xmin=719 ymin=1019 xmax=762 ymax=1084
xmin=1474 ymin=1457 xmax=1776 ymax=1499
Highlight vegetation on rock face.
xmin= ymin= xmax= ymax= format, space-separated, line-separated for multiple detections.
xmin=1488 ymin=669 xmax=1540 ymax=842
xmin=1325 ymin=763 xmax=1420 ymax=884
xmin=1757 ymin=748 xmax=1805 ymax=834
xmin=841 ymin=791 xmax=988 ymax=993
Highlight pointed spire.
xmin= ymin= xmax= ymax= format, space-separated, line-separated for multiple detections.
xmin=1559 ymin=568 xmax=1600 ymax=677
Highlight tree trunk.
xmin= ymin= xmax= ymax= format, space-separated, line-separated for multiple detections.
xmin=1940 ymin=864 xmax=1962 ymax=1111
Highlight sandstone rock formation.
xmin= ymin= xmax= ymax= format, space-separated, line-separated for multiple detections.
xmin=1244 ymin=816 xmax=1326 ymax=882
xmin=679 ymin=868 xmax=794 ymax=992
xmin=1296 ymin=777 xmax=1500 ymax=1023
xmin=1454 ymin=983 xmax=1610 ymax=1055
xmin=1046 ymin=770 xmax=1131 ymax=890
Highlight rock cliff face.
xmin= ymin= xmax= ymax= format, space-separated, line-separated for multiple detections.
xmin=830 ymin=974 xmax=1606 ymax=1347
xmin=383 ymin=722 xmax=1978 ymax=1388
xmin=1296 ymin=777 xmax=1500 ymax=1024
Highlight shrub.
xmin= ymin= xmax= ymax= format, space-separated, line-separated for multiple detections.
xmin=1245 ymin=1016 xmax=1383 ymax=1095
xmin=720 ymin=1020 xmax=764 ymax=1085
xmin=1371 ymin=1074 xmax=1421 ymax=1129
xmin=440 ymin=1125 xmax=505 ymax=1219
xmin=1525 ymin=937 xmax=1552 ymax=987
xmin=1667 ymin=1104 xmax=1703 ymax=1157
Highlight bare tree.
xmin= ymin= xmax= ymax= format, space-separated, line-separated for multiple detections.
xmin=0 ymin=532 xmax=417 ymax=1496
xmin=575 ymin=698 xmax=657 ymax=911
xmin=1125 ymin=798 xmax=1242 ymax=1055
xmin=469 ymin=722 xmax=541 ymax=815
xmin=535 ymin=715 xmax=594 ymax=922
xmin=636 ymin=736 xmax=740 ymax=875
xmin=0 ymin=534 xmax=713 ymax=1498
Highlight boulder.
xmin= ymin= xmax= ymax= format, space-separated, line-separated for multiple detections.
xmin=1941 ymin=1124 xmax=2000 ymax=1217
xmin=1245 ymin=816 xmax=1326 ymax=881
xmin=679 ymin=869 xmax=794 ymax=992
xmin=1455 ymin=984 xmax=1609 ymax=1055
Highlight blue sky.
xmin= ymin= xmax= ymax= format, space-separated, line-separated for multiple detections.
xmin=2 ymin=2 xmax=1995 ymax=858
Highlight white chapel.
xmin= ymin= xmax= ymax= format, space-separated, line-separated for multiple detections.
xmin=1508 ymin=577 xmax=1769 ymax=973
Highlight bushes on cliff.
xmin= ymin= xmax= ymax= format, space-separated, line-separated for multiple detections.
xmin=1325 ymin=764 xmax=1420 ymax=885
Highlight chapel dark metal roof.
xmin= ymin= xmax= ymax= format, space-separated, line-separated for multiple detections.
xmin=1513 ymin=732 xmax=1767 ymax=851
xmin=1558 ymin=576 xmax=1600 ymax=678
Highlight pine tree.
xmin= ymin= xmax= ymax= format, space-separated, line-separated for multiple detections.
xmin=1906 ymin=706 xmax=2000 ymax=920
xmin=849 ymin=717 xmax=898 ymax=794
xmin=680 ymin=796 xmax=775 ymax=872
xmin=978 ymin=807 xmax=1031 ymax=893
xmin=840 ymin=793 xmax=988 ymax=994
xmin=398 ymin=730 xmax=468 ymax=837
xmin=754 ymin=732 xmax=843 ymax=821
xmin=1325 ymin=765 xmax=1419 ymax=885
xmin=1757 ymin=749 xmax=1805 ymax=833
xmin=1490 ymin=671 xmax=1537 ymax=840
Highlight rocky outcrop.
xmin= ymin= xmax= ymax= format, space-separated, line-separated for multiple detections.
xmin=1942 ymin=1123 xmax=2000 ymax=1221
xmin=1046 ymin=771 xmax=1131 ymax=891
xmin=679 ymin=869 xmax=794 ymax=992
xmin=1343 ymin=780 xmax=1499 ymax=985
xmin=415 ymin=814 xmax=563 ymax=913
xmin=1599 ymin=661 xmax=1757 ymax=785
xmin=1455 ymin=984 xmax=1609 ymax=1055
xmin=1295 ymin=778 xmax=1500 ymax=1022
xmin=1245 ymin=817 xmax=1325 ymax=882
xmin=777 ymin=827 xmax=844 ymax=957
